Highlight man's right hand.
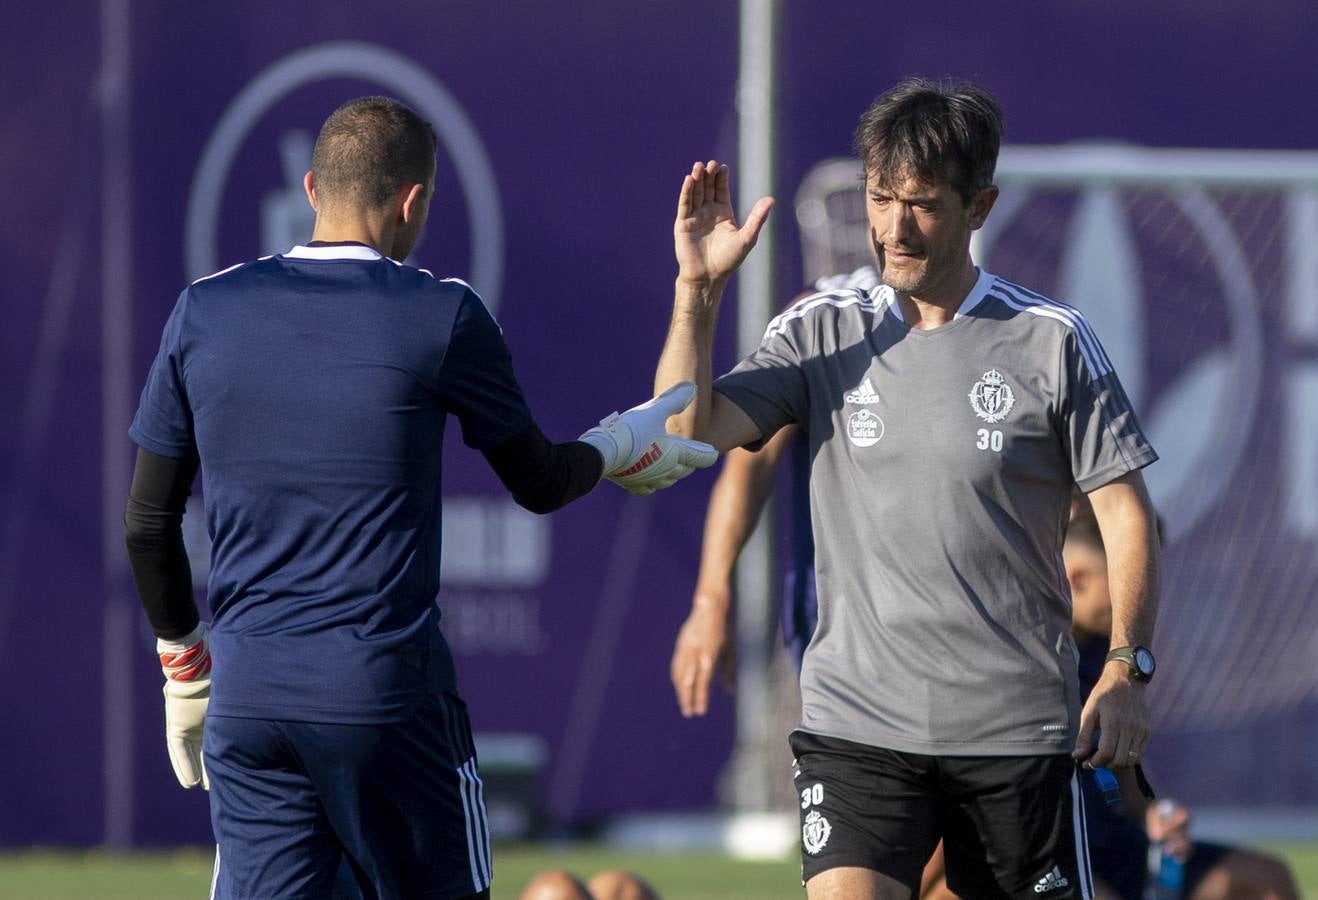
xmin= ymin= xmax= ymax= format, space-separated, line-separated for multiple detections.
xmin=579 ymin=381 xmax=719 ymax=495
xmin=674 ymin=160 xmax=774 ymax=287
xmin=670 ymin=591 xmax=735 ymax=717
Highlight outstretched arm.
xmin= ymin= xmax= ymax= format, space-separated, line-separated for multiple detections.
xmin=671 ymin=426 xmax=795 ymax=716
xmin=655 ymin=161 xmax=773 ymax=449
xmin=124 ymin=447 xmax=211 ymax=790
xmin=1073 ymin=470 xmax=1160 ymax=769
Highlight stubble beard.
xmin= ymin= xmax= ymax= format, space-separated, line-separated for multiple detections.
xmin=880 ymin=257 xmax=930 ymax=294
xmin=872 ymin=229 xmax=931 ymax=295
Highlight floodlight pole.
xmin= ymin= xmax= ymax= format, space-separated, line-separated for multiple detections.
xmin=728 ymin=0 xmax=779 ymax=814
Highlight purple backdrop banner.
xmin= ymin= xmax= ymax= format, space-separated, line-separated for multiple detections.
xmin=2 ymin=0 xmax=1317 ymax=848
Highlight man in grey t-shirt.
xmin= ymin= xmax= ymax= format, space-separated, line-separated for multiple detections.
xmin=657 ymin=78 xmax=1160 ymax=900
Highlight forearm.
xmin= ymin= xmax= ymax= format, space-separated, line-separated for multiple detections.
xmin=124 ymin=449 xmax=201 ymax=640
xmin=693 ymin=430 xmax=792 ymax=602
xmin=693 ymin=458 xmax=771 ymax=607
xmin=1098 ymin=488 xmax=1160 ymax=649
xmin=482 ymin=423 xmax=604 ymax=514
xmin=655 ymin=278 xmax=726 ymax=440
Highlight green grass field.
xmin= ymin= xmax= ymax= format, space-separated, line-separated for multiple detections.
xmin=2 ymin=843 xmax=1315 ymax=899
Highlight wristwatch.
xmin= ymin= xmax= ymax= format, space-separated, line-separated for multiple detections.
xmin=1106 ymin=645 xmax=1156 ymax=683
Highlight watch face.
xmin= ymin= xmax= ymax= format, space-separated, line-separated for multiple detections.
xmin=1134 ymin=647 xmax=1156 ymax=676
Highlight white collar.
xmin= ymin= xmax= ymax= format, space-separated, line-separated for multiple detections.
xmin=283 ymin=244 xmax=385 ymax=262
xmin=883 ymin=267 xmax=996 ymax=324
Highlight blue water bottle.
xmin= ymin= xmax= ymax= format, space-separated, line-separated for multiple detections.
xmin=1144 ymin=799 xmax=1185 ymax=899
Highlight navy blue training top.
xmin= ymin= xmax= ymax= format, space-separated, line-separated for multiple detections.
xmin=129 ymin=243 xmax=532 ymax=723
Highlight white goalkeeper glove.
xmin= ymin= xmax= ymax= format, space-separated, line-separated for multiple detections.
xmin=579 ymin=381 xmax=719 ymax=495
xmin=158 ymin=622 xmax=211 ymax=790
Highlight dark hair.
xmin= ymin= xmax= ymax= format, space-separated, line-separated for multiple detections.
xmin=854 ymin=76 xmax=1003 ymax=203
xmin=310 ymin=96 xmax=437 ymax=210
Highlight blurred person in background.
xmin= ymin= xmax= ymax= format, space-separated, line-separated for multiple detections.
xmin=671 ymin=266 xmax=878 ymax=710
xmin=123 ymin=95 xmax=714 ymax=900
xmin=659 ymin=75 xmax=1161 ymax=898
xmin=1058 ymin=502 xmax=1299 ymax=900
xmin=518 ymin=868 xmax=659 ymax=900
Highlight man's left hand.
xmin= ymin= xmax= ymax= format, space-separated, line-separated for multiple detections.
xmin=1072 ymin=663 xmax=1150 ymax=768
xmin=159 ymin=623 xmax=212 ymax=790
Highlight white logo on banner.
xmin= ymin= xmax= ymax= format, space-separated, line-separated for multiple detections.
xmin=184 ymin=40 xmax=505 ymax=311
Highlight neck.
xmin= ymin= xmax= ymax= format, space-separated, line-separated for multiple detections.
xmin=308 ymin=210 xmax=395 ymax=257
xmin=897 ymin=260 xmax=979 ymax=329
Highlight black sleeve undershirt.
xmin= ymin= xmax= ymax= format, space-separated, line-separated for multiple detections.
xmin=124 ymin=425 xmax=599 ymax=639
xmin=481 ymin=423 xmax=603 ymax=514
xmin=124 ymin=448 xmax=201 ymax=641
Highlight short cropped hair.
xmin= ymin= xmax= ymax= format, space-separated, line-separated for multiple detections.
xmin=854 ymin=77 xmax=1004 ymax=203
xmin=311 ymin=96 xmax=437 ymax=210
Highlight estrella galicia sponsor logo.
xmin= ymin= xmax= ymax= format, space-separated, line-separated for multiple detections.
xmin=846 ymin=409 xmax=884 ymax=448
xmin=968 ymin=368 xmax=1016 ymax=423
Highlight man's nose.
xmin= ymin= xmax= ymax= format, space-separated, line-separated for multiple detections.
xmin=883 ymin=203 xmax=912 ymax=245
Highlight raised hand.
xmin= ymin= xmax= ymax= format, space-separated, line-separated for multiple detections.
xmin=674 ymin=160 xmax=774 ymax=286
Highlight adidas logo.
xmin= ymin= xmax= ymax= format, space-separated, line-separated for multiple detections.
xmin=1033 ymin=866 xmax=1069 ymax=894
xmin=844 ymin=377 xmax=880 ymax=405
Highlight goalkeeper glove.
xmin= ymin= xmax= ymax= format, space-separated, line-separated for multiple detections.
xmin=580 ymin=381 xmax=719 ymax=495
xmin=158 ymin=622 xmax=211 ymax=790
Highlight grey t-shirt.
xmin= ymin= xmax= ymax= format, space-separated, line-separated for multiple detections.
xmin=715 ymin=269 xmax=1156 ymax=755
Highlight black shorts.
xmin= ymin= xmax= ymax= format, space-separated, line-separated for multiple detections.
xmin=789 ymin=730 xmax=1094 ymax=899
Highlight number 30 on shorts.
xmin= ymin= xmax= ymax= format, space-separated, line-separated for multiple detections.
xmin=800 ymin=783 xmax=825 ymax=809
xmin=976 ymin=428 xmax=1003 ymax=452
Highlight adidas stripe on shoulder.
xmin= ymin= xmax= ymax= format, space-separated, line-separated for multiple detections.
xmin=189 ymin=255 xmax=276 ymax=286
xmin=987 ymin=278 xmax=1114 ymax=378
xmin=813 ymin=265 xmax=880 ymax=293
xmin=763 ymin=286 xmax=891 ymax=342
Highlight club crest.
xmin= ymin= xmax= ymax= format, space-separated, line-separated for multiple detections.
xmin=968 ymin=368 xmax=1016 ymax=423
xmin=802 ymin=810 xmax=831 ymax=855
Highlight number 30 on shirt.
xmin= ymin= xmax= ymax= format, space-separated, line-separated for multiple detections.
xmin=976 ymin=428 xmax=1004 ymax=452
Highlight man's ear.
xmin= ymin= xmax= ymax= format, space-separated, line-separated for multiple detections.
xmin=968 ymin=185 xmax=999 ymax=231
xmin=400 ymin=183 xmax=426 ymax=224
xmin=303 ymin=171 xmax=319 ymax=212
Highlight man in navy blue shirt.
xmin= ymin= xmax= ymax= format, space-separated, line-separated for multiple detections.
xmin=125 ymin=96 xmax=715 ymax=900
